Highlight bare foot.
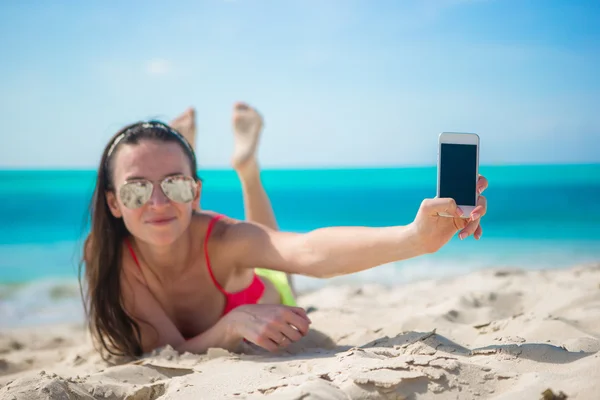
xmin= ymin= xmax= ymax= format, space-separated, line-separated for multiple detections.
xmin=169 ymin=107 xmax=196 ymax=148
xmin=231 ymin=102 xmax=263 ymax=171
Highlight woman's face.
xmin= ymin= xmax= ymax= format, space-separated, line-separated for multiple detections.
xmin=106 ymin=139 xmax=200 ymax=246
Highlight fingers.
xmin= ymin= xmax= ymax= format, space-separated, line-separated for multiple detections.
xmin=257 ymin=324 xmax=304 ymax=353
xmin=258 ymin=325 xmax=299 ymax=353
xmin=289 ymin=307 xmax=312 ymax=323
xmin=255 ymin=332 xmax=280 ymax=353
xmin=459 ymin=219 xmax=480 ymax=240
xmin=282 ymin=308 xmax=311 ymax=336
xmin=459 ymin=196 xmax=487 ymax=239
xmin=251 ymin=306 xmax=312 ymax=353
xmin=477 ymin=175 xmax=489 ymax=194
xmin=422 ymin=197 xmax=462 ymax=218
xmin=266 ymin=329 xmax=290 ymax=347
xmin=279 ymin=322 xmax=304 ymax=342
xmin=470 ymin=195 xmax=487 ymax=221
xmin=474 ymin=225 xmax=482 ymax=240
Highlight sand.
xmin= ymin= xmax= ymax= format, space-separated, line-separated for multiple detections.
xmin=1 ymin=264 xmax=599 ymax=400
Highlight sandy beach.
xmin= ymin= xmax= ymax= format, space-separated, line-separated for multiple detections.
xmin=1 ymin=264 xmax=599 ymax=400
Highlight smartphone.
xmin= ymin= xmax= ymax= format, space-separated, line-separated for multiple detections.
xmin=437 ymin=132 xmax=480 ymax=218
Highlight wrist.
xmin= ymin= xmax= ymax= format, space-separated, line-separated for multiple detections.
xmin=404 ymin=222 xmax=428 ymax=257
xmin=222 ymin=309 xmax=244 ymax=344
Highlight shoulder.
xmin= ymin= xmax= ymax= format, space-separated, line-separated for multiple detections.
xmin=189 ymin=211 xmax=265 ymax=261
xmin=189 ymin=211 xmax=244 ymax=242
xmin=83 ymin=235 xmax=143 ymax=286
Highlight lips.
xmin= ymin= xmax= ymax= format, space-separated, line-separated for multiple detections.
xmin=145 ymin=217 xmax=176 ymax=225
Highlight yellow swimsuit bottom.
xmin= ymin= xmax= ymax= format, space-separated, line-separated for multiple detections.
xmin=255 ymin=268 xmax=297 ymax=306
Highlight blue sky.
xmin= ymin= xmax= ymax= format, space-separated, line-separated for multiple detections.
xmin=1 ymin=0 xmax=599 ymax=168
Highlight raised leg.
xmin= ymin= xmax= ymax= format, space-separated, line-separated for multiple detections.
xmin=170 ymin=108 xmax=200 ymax=210
xmin=231 ymin=102 xmax=296 ymax=296
xmin=169 ymin=107 xmax=196 ymax=147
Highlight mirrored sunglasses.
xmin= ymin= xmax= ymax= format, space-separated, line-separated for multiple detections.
xmin=118 ymin=175 xmax=197 ymax=209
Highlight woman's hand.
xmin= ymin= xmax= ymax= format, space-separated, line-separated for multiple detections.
xmin=224 ymin=304 xmax=312 ymax=352
xmin=412 ymin=175 xmax=488 ymax=254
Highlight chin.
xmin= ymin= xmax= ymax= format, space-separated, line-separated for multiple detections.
xmin=145 ymin=233 xmax=180 ymax=246
xmin=140 ymin=224 xmax=186 ymax=246
xmin=124 ymin=213 xmax=192 ymax=246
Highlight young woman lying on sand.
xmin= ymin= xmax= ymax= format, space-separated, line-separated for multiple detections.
xmin=81 ymin=103 xmax=488 ymax=359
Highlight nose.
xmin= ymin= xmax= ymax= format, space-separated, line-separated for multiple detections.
xmin=147 ymin=184 xmax=170 ymax=208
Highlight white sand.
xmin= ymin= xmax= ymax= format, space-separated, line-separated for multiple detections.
xmin=1 ymin=264 xmax=599 ymax=399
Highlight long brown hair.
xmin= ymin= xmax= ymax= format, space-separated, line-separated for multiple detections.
xmin=79 ymin=121 xmax=199 ymax=360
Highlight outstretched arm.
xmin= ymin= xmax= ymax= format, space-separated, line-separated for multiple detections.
xmin=223 ymin=196 xmax=487 ymax=278
xmin=225 ymin=221 xmax=423 ymax=278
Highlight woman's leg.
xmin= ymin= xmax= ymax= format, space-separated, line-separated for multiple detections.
xmin=170 ymin=108 xmax=201 ymax=210
xmin=169 ymin=107 xmax=196 ymax=147
xmin=235 ymin=160 xmax=278 ymax=229
xmin=171 ymin=104 xmax=296 ymax=298
xmin=172 ymin=104 xmax=278 ymax=228
xmin=231 ymin=103 xmax=296 ymax=296
xmin=231 ymin=103 xmax=277 ymax=229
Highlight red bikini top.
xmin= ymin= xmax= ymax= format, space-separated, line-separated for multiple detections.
xmin=124 ymin=214 xmax=265 ymax=317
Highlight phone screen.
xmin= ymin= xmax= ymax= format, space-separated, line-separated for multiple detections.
xmin=439 ymin=143 xmax=478 ymax=206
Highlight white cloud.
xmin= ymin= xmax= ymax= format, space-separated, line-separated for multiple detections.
xmin=145 ymin=59 xmax=171 ymax=76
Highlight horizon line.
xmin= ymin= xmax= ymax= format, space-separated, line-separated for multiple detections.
xmin=1 ymin=162 xmax=599 ymax=172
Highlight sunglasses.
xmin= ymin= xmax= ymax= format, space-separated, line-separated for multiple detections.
xmin=118 ymin=175 xmax=198 ymax=209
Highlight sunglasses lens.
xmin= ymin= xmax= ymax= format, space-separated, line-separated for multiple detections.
xmin=119 ymin=181 xmax=153 ymax=209
xmin=161 ymin=176 xmax=196 ymax=203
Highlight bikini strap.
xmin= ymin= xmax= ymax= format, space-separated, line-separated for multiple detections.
xmin=204 ymin=214 xmax=228 ymax=294
xmin=124 ymin=238 xmax=141 ymax=270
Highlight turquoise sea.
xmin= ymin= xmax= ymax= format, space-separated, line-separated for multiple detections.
xmin=1 ymin=164 xmax=600 ymax=328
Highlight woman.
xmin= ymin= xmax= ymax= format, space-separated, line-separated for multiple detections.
xmin=81 ymin=102 xmax=488 ymax=359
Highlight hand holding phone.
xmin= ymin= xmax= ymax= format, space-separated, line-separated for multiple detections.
xmin=436 ymin=132 xmax=480 ymax=218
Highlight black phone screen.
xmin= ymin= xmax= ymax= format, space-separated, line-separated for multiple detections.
xmin=439 ymin=143 xmax=478 ymax=206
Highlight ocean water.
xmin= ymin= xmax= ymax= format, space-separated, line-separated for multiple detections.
xmin=1 ymin=164 xmax=600 ymax=328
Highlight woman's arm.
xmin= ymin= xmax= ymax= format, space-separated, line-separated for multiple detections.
xmin=121 ymin=272 xmax=242 ymax=354
xmin=225 ymin=222 xmax=424 ymax=278
xmin=223 ymin=196 xmax=487 ymax=278
xmin=175 ymin=318 xmax=242 ymax=354
xmin=120 ymin=272 xmax=186 ymax=353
